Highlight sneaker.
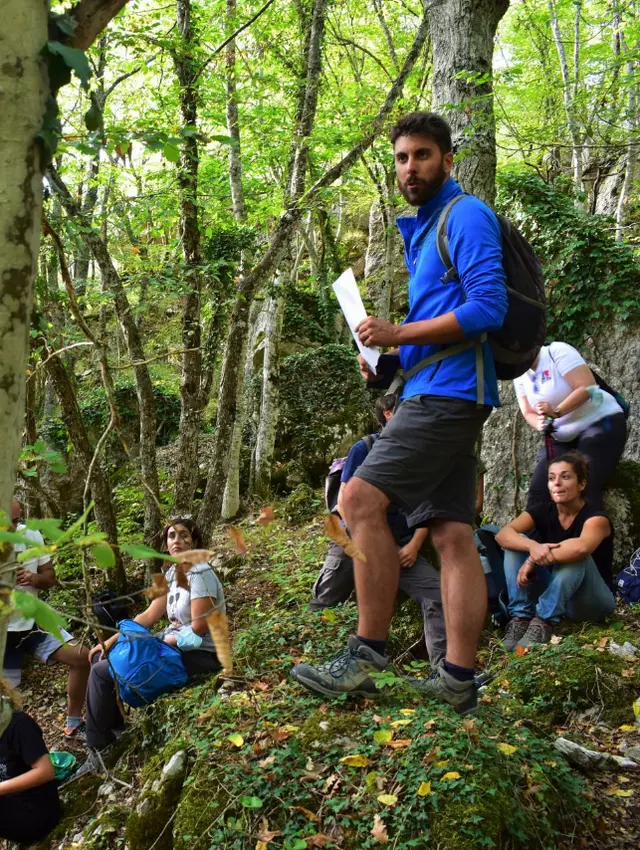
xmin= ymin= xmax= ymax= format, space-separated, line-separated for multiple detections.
xmin=290 ymin=635 xmax=388 ymax=697
xmin=502 ymin=618 xmax=531 ymax=652
xmin=64 ymin=720 xmax=86 ymax=740
xmin=406 ymin=666 xmax=477 ymax=715
xmin=517 ymin=617 xmax=553 ymax=648
xmin=71 ymin=748 xmax=108 ymax=780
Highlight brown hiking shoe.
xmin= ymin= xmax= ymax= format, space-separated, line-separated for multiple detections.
xmin=502 ymin=618 xmax=531 ymax=652
xmin=518 ymin=617 xmax=553 ymax=648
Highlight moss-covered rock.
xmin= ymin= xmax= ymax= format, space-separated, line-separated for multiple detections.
xmin=125 ymin=747 xmax=188 ymax=850
xmin=489 ymin=635 xmax=640 ymax=726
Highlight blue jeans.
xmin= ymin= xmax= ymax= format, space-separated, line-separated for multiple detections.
xmin=504 ymin=550 xmax=615 ymax=624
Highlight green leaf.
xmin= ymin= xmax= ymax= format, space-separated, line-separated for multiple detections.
xmin=17 ymin=545 xmax=55 ymax=563
xmin=33 ymin=439 xmax=46 ymax=453
xmin=210 ymin=134 xmax=239 ymax=147
xmin=91 ymin=542 xmax=116 ymax=569
xmin=163 ymin=142 xmax=180 ymax=163
xmin=74 ymin=532 xmax=109 ymax=547
xmin=121 ymin=544 xmax=177 ymax=562
xmin=24 ymin=518 xmax=64 ymax=542
xmin=0 ymin=530 xmax=32 ymax=545
xmin=46 ymin=41 xmax=91 ymax=89
xmin=227 ymin=733 xmax=244 ymax=747
xmin=12 ymin=590 xmax=67 ymax=641
xmin=239 ymin=795 xmax=263 ymax=809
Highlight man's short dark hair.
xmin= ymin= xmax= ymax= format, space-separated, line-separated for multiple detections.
xmin=375 ymin=394 xmax=396 ymax=429
xmin=389 ymin=111 xmax=453 ymax=156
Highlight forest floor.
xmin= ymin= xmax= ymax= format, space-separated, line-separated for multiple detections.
xmin=17 ymin=498 xmax=640 ymax=850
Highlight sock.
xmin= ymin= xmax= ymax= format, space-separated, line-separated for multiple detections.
xmin=443 ymin=660 xmax=475 ymax=682
xmin=66 ymin=715 xmax=83 ymax=730
xmin=356 ymin=635 xmax=386 ymax=657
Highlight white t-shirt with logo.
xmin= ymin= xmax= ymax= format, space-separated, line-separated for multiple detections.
xmin=8 ymin=525 xmax=51 ymax=632
xmin=513 ymin=342 xmax=623 ymax=442
xmin=162 ymin=562 xmax=225 ymax=652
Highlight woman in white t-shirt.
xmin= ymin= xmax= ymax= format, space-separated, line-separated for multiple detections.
xmin=76 ymin=518 xmax=225 ymax=776
xmin=514 ymin=342 xmax=627 ymax=510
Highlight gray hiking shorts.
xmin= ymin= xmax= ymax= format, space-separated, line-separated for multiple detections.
xmin=353 ymin=395 xmax=490 ymax=526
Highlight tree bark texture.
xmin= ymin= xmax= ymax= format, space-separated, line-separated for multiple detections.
xmin=221 ymin=300 xmax=261 ymax=520
xmin=225 ymin=0 xmax=246 ymax=223
xmin=48 ymin=167 xmax=162 ymax=549
xmin=0 ymin=0 xmax=48 ymax=734
xmin=426 ymin=0 xmax=508 ymax=206
xmin=172 ymin=0 xmax=205 ymax=513
xmin=253 ymin=280 xmax=286 ymax=497
xmin=197 ymin=6 xmax=430 ymax=541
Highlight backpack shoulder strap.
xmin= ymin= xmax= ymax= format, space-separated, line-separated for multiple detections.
xmin=436 ymin=193 xmax=468 ymax=284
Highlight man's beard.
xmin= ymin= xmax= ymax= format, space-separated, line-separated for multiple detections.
xmin=398 ymin=164 xmax=448 ymax=206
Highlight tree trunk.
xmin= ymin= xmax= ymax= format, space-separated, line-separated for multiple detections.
xmin=615 ymin=28 xmax=637 ymax=241
xmin=172 ymin=0 xmax=204 ymax=514
xmin=0 ymin=0 xmax=48 ymax=734
xmin=197 ymin=6 xmax=430 ymax=541
xmin=426 ymin=0 xmax=509 ymax=205
xmin=48 ymin=167 xmax=162 ymax=549
xmin=253 ymin=279 xmax=286 ymax=497
xmin=43 ymin=348 xmax=126 ymax=589
xmin=221 ymin=300 xmax=261 ymax=520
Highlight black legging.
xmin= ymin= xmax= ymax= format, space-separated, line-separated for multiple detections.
xmin=86 ymin=648 xmax=220 ymax=750
xmin=0 ymin=795 xmax=61 ymax=843
xmin=526 ymin=412 xmax=627 ymax=511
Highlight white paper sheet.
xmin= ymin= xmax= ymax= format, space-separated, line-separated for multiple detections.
xmin=331 ymin=268 xmax=380 ymax=374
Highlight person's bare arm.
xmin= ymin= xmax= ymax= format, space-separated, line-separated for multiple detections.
xmin=517 ymin=395 xmax=545 ymax=433
xmin=0 ymin=753 xmax=54 ymax=796
xmin=336 ymin=483 xmax=347 ymax=520
xmin=399 ymin=526 xmax=429 ymax=568
xmin=549 ymin=516 xmax=611 ymax=565
xmin=16 ymin=559 xmax=56 ymax=590
xmin=356 ymin=313 xmax=465 ymax=349
xmin=534 ymin=364 xmax=593 ymax=418
xmin=190 ymin=596 xmax=216 ymax=636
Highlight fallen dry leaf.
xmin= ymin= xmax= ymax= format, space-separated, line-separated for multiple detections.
xmin=417 ymin=781 xmax=432 ymax=796
xmin=497 ymin=743 xmax=518 ymax=756
xmin=289 ymin=806 xmax=320 ymax=823
xmin=376 ymin=793 xmax=398 ymax=806
xmin=307 ymin=835 xmax=333 ymax=847
xmin=621 ymin=668 xmax=635 ymax=678
xmin=258 ymin=755 xmax=276 ymax=768
xmin=435 ymin=759 xmax=449 ymax=768
xmin=607 ymin=788 xmax=633 ymax=798
xmin=178 ymin=548 xmax=216 ymax=565
xmin=206 ymin=610 xmax=233 ymax=673
xmin=323 ymin=514 xmax=366 ymax=562
xmin=371 ymin=814 xmax=389 ymax=843
xmin=227 ymin=526 xmax=248 ymax=554
xmin=257 ymin=818 xmax=280 ymax=843
xmin=597 ymin=637 xmax=609 ymax=648
xmin=144 ymin=573 xmax=169 ymax=599
xmin=462 ymin=718 xmax=476 ymax=733
xmin=442 ymin=771 xmax=461 ymax=780
xmin=257 ymin=507 xmax=275 ymax=527
xmin=516 ymin=645 xmax=528 ymax=657
xmin=424 ymin=719 xmax=437 ymax=730
xmin=175 ymin=562 xmax=189 ymax=590
xmin=399 ymin=709 xmax=416 ymax=716
xmin=390 ymin=718 xmax=413 ymax=728
xmin=550 ymin=635 xmax=563 ymax=645
xmin=256 ymin=842 xmax=268 ymax=850
xmin=618 ymin=724 xmax=636 ymax=732
xmin=387 ymin=738 xmax=412 ymax=749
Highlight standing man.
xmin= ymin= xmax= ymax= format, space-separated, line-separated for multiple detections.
xmin=292 ymin=112 xmax=507 ymax=713
xmin=3 ymin=498 xmax=90 ymax=738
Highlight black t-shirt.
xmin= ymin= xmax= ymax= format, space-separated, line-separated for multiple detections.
xmin=528 ymin=502 xmax=614 ymax=588
xmin=0 ymin=711 xmax=60 ymax=810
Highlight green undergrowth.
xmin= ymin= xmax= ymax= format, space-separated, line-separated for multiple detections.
xmin=53 ymin=505 xmax=640 ymax=849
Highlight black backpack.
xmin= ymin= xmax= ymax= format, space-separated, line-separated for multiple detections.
xmin=324 ymin=434 xmax=375 ymax=513
xmin=386 ymin=194 xmax=547 ymax=404
xmin=437 ymin=194 xmax=547 ymax=381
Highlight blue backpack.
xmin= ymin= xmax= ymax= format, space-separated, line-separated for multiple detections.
xmin=107 ymin=620 xmax=188 ymax=707
xmin=616 ymin=548 xmax=640 ymax=604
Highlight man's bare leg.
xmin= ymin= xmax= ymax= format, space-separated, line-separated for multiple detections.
xmin=430 ymin=520 xmax=486 ymax=669
xmin=50 ymin=642 xmax=90 ymax=717
xmin=342 ymin=477 xmax=396 ymax=641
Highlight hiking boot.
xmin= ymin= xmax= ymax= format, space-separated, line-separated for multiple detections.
xmin=517 ymin=617 xmax=553 ymax=648
xmin=502 ymin=618 xmax=531 ymax=652
xmin=69 ymin=748 xmax=107 ymax=780
xmin=291 ymin=635 xmax=388 ymax=697
xmin=63 ymin=720 xmax=86 ymax=740
xmin=406 ymin=666 xmax=477 ymax=715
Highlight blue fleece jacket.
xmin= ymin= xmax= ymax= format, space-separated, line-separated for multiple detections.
xmin=396 ymin=178 xmax=508 ymax=407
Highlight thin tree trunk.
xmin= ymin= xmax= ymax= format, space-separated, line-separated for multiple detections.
xmin=172 ymin=0 xmax=204 ymax=513
xmin=197 ymin=6 xmax=430 ymax=541
xmin=221 ymin=300 xmax=261 ymax=520
xmin=225 ymin=0 xmax=246 ymax=222
xmin=0 ymin=0 xmax=48 ymax=735
xmin=426 ymin=0 xmax=508 ymax=205
xmin=548 ymin=0 xmax=583 ymax=189
xmin=42 ymin=347 xmax=126 ymax=589
xmin=615 ymin=28 xmax=637 ymax=241
xmin=253 ymin=279 xmax=286 ymax=497
xmin=47 ymin=167 xmax=162 ymax=549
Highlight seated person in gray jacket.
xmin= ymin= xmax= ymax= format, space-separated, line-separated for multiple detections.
xmin=310 ymin=395 xmax=446 ymax=668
